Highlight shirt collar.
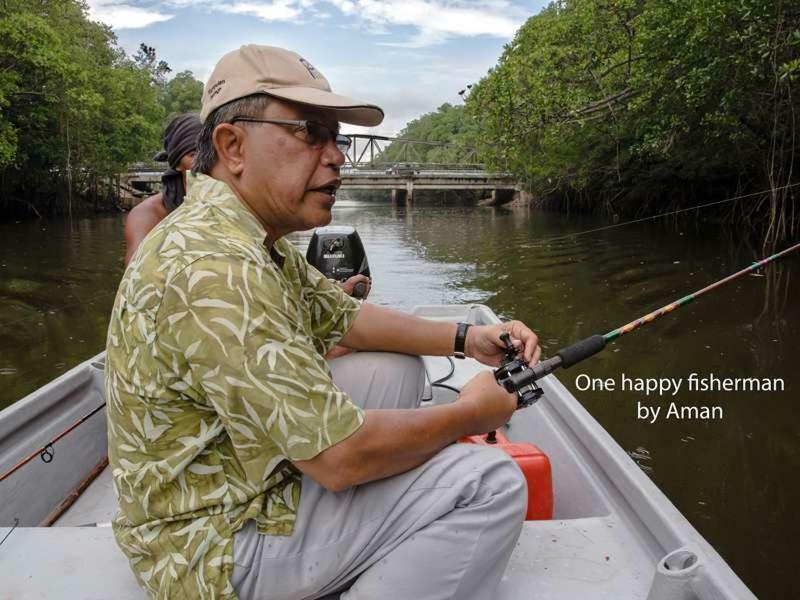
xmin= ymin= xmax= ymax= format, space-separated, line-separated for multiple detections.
xmin=186 ymin=173 xmax=286 ymax=267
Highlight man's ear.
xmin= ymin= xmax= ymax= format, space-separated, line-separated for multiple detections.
xmin=212 ymin=123 xmax=246 ymax=176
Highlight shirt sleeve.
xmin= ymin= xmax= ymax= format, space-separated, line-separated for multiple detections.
xmin=156 ymin=254 xmax=364 ymax=482
xmin=291 ymin=245 xmax=362 ymax=354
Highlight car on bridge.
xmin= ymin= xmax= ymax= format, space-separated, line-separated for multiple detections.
xmin=385 ymin=163 xmax=419 ymax=176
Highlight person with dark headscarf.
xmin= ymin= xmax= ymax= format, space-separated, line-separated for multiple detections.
xmin=124 ymin=113 xmax=202 ymax=265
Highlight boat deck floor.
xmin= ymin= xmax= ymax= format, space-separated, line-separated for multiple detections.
xmin=1 ymin=464 xmax=653 ymax=599
xmin=55 ymin=465 xmax=117 ymax=527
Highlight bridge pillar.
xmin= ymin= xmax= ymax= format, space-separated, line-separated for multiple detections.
xmin=391 ymin=188 xmax=408 ymax=203
xmin=405 ymin=180 xmax=414 ymax=204
xmin=479 ymin=188 xmax=515 ymax=207
xmin=494 ymin=189 xmax=514 ymax=205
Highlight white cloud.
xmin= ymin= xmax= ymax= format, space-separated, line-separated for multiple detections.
xmin=328 ymin=58 xmax=485 ymax=136
xmin=157 ymin=0 xmax=526 ymax=45
xmin=86 ymin=1 xmax=174 ymax=30
xmin=328 ymin=0 xmax=356 ymax=14
xmin=328 ymin=0 xmax=526 ymax=46
xmin=221 ymin=1 xmax=303 ymax=22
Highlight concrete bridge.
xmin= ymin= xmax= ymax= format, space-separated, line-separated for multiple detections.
xmin=121 ymin=135 xmax=522 ymax=205
xmin=341 ymin=167 xmax=519 ymax=204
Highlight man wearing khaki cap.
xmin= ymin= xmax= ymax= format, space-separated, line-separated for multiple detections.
xmin=105 ymin=44 xmax=540 ymax=600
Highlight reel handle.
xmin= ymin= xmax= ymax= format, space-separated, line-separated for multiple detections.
xmin=495 ymin=331 xmax=543 ymax=409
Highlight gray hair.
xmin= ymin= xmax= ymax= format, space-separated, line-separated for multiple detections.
xmin=192 ymin=94 xmax=273 ymax=175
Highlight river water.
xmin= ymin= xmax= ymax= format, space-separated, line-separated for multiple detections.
xmin=1 ymin=195 xmax=798 ymax=597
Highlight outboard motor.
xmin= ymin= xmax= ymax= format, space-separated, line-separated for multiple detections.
xmin=306 ymin=226 xmax=370 ymax=298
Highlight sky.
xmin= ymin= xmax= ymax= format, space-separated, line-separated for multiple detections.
xmin=85 ymin=0 xmax=549 ymax=135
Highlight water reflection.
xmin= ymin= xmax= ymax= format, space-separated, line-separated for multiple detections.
xmin=0 ymin=194 xmax=798 ymax=597
xmin=0 ymin=216 xmax=125 ymax=406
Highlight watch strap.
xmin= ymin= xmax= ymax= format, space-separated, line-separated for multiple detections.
xmin=454 ymin=322 xmax=471 ymax=359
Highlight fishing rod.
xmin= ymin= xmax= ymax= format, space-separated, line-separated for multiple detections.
xmin=496 ymin=241 xmax=800 ymax=407
xmin=0 ymin=403 xmax=106 ymax=483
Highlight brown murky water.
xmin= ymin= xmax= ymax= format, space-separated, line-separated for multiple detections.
xmin=1 ymin=195 xmax=798 ymax=597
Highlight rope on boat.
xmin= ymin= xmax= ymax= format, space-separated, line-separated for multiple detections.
xmin=0 ymin=403 xmax=106 ymax=483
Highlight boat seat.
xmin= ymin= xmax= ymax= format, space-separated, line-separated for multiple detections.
xmin=0 ymin=526 xmax=145 ymax=599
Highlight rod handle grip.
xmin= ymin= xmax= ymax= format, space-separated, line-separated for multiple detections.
xmin=557 ymin=335 xmax=606 ymax=368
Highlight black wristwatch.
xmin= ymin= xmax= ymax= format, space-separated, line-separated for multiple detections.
xmin=454 ymin=322 xmax=471 ymax=359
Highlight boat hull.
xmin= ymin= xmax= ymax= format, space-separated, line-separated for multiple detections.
xmin=0 ymin=305 xmax=755 ymax=599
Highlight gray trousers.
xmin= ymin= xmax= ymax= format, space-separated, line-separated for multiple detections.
xmin=231 ymin=352 xmax=527 ymax=600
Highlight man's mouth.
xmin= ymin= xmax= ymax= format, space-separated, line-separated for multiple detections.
xmin=308 ymin=179 xmax=341 ymax=197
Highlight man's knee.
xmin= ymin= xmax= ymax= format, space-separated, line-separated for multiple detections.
xmin=329 ymin=352 xmax=425 ymax=410
xmin=477 ymin=446 xmax=528 ymax=517
xmin=434 ymin=443 xmax=527 ymax=521
xmin=330 ymin=351 xmax=423 ymax=379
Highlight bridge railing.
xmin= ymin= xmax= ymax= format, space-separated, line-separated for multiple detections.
xmin=343 ymin=134 xmax=479 ymax=169
xmin=125 ymin=162 xmax=494 ymax=176
xmin=342 ymin=163 xmax=489 ymax=173
xmin=126 ymin=161 xmax=164 ymax=174
xmin=123 ymin=135 xmax=489 ymax=174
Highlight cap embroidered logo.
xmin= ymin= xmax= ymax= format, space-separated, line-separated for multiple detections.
xmin=208 ymin=79 xmax=226 ymax=99
xmin=299 ymin=58 xmax=321 ymax=80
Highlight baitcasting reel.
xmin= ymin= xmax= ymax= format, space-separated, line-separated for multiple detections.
xmin=493 ymin=332 xmax=544 ymax=409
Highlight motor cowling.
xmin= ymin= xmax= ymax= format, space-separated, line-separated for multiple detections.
xmin=306 ymin=226 xmax=370 ymax=297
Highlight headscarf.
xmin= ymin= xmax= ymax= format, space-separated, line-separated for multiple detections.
xmin=152 ymin=114 xmax=202 ymax=213
xmin=163 ymin=114 xmax=202 ymax=169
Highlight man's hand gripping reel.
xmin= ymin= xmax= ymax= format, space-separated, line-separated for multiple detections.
xmin=493 ymin=332 xmax=544 ymax=409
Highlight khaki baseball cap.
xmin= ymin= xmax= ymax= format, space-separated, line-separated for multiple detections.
xmin=200 ymin=44 xmax=384 ymax=127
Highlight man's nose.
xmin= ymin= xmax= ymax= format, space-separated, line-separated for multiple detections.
xmin=321 ymin=137 xmax=346 ymax=168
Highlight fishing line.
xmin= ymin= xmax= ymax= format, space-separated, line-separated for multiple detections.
xmin=522 ymin=182 xmax=800 ymax=247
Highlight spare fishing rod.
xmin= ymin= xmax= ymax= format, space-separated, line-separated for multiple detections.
xmin=0 ymin=403 xmax=106 ymax=483
xmin=497 ymin=241 xmax=800 ymax=407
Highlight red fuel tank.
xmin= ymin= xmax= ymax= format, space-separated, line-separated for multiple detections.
xmin=460 ymin=430 xmax=553 ymax=520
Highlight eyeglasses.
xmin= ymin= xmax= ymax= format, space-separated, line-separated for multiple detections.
xmin=230 ymin=117 xmax=351 ymax=153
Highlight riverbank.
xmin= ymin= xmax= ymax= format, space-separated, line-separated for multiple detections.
xmin=0 ymin=184 xmax=127 ymax=222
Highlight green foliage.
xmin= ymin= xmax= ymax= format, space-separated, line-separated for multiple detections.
xmin=464 ymin=0 xmax=800 ymax=237
xmin=380 ymin=103 xmax=480 ymax=165
xmin=0 ymin=0 xmax=166 ymax=217
xmin=160 ymin=70 xmax=204 ymax=122
xmin=133 ymin=43 xmax=172 ymax=87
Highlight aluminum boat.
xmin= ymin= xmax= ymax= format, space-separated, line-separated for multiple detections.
xmin=0 ymin=304 xmax=755 ymax=599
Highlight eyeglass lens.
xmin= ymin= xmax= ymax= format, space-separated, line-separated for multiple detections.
xmin=305 ymin=122 xmax=351 ymax=152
